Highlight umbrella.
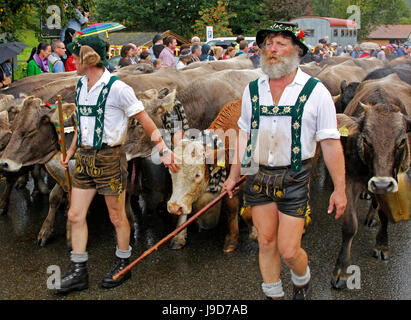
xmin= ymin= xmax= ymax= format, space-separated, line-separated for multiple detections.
xmin=0 ymin=42 xmax=27 ymax=64
xmin=360 ymin=42 xmax=379 ymax=51
xmin=77 ymin=22 xmax=125 ymax=38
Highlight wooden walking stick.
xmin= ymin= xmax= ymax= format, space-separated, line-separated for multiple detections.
xmin=113 ymin=175 xmax=247 ymax=281
xmin=57 ymin=95 xmax=72 ymax=203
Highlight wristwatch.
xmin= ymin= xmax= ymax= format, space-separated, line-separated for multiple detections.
xmin=159 ymin=148 xmax=169 ymax=157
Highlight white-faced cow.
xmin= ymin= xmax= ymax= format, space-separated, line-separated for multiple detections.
xmin=167 ymin=100 xmax=256 ymax=252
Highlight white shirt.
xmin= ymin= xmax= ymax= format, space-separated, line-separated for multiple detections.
xmin=77 ymin=69 xmax=144 ymax=147
xmin=176 ymin=61 xmax=186 ymax=70
xmin=238 ymin=68 xmax=340 ymax=167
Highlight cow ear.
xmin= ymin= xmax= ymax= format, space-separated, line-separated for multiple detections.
xmin=337 ymin=114 xmax=360 ymax=136
xmin=137 ymin=89 xmax=158 ymax=100
xmin=49 ymin=103 xmax=76 ymax=125
xmin=0 ymin=110 xmax=9 ymax=124
xmin=154 ymin=89 xmax=177 ymax=115
xmin=157 ymin=88 xmax=170 ymax=99
xmin=340 ymin=80 xmax=347 ymax=92
xmin=332 ymin=94 xmax=341 ymax=104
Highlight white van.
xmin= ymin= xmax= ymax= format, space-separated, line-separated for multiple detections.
xmin=206 ymin=37 xmax=256 ymax=49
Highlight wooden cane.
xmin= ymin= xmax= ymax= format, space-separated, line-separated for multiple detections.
xmin=57 ymin=95 xmax=72 ymax=203
xmin=113 ymin=175 xmax=247 ymax=281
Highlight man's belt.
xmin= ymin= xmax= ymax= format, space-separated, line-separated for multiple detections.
xmin=259 ymin=159 xmax=312 ymax=171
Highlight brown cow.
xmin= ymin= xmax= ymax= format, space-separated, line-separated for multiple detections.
xmin=331 ymin=73 xmax=411 ymax=289
xmin=316 ymin=60 xmax=367 ymax=96
xmin=167 ymin=100 xmax=256 ymax=252
xmin=0 ymin=91 xmax=178 ymax=245
xmin=4 ymin=57 xmax=254 ymax=105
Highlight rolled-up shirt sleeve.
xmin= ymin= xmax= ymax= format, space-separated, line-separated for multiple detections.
xmin=237 ymin=84 xmax=251 ymax=133
xmin=315 ymin=83 xmax=340 ymax=141
xmin=120 ymin=84 xmax=145 ymax=117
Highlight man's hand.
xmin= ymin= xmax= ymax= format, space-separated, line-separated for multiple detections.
xmin=160 ymin=149 xmax=181 ymax=173
xmin=328 ymin=189 xmax=347 ymax=219
xmin=60 ymin=148 xmax=76 ymax=169
xmin=3 ymin=77 xmax=11 ymax=86
xmin=222 ymin=175 xmax=240 ymax=199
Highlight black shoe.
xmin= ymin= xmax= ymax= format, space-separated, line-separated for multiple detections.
xmin=102 ymin=257 xmax=131 ymax=289
xmin=293 ymin=282 xmax=311 ymax=300
xmin=266 ymin=295 xmax=284 ymax=300
xmin=56 ymin=262 xmax=88 ymax=294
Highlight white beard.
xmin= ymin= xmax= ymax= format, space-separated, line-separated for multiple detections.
xmin=260 ymin=51 xmax=300 ymax=79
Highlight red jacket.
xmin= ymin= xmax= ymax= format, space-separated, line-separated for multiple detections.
xmin=65 ymin=55 xmax=76 ymax=71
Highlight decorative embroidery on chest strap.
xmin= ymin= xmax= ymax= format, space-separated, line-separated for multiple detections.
xmin=75 ymin=76 xmax=119 ymax=150
xmin=242 ymin=77 xmax=319 ymax=172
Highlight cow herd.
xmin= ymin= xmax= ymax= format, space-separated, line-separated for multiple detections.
xmin=0 ymin=54 xmax=409 ymax=291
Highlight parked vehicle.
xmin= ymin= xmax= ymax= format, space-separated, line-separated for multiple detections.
xmin=206 ymin=37 xmax=256 ymax=49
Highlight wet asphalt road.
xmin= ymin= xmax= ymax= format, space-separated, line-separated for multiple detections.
xmin=0 ymin=173 xmax=409 ymax=301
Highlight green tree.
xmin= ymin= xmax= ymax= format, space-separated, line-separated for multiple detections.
xmin=0 ymin=0 xmax=96 ymax=42
xmin=95 ymin=0 xmax=211 ymax=40
xmin=191 ymin=0 xmax=237 ymax=39
xmin=262 ymin=0 xmax=312 ymax=22
xmin=227 ymin=0 xmax=268 ymax=36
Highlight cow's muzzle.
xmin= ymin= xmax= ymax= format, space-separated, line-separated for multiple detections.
xmin=368 ymin=177 xmax=398 ymax=194
xmin=167 ymin=202 xmax=190 ymax=215
xmin=0 ymin=159 xmax=22 ymax=172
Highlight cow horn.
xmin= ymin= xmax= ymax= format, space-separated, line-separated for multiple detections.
xmin=359 ymin=101 xmax=369 ymax=112
xmin=333 ymin=94 xmax=341 ymax=103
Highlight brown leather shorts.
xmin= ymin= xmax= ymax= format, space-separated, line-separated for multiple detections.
xmin=72 ymin=144 xmax=128 ymax=195
xmin=243 ymin=160 xmax=312 ymax=218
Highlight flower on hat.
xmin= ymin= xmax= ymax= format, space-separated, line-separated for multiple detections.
xmin=297 ymin=30 xmax=305 ymax=40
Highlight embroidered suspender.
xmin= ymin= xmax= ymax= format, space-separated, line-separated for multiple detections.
xmin=75 ymin=76 xmax=119 ymax=150
xmin=241 ymin=77 xmax=319 ymax=172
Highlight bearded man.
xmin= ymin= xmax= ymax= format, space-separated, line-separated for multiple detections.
xmin=56 ymin=35 xmax=180 ymax=294
xmin=223 ymin=22 xmax=346 ymax=300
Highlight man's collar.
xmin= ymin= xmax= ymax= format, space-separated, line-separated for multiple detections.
xmin=260 ymin=67 xmax=308 ymax=86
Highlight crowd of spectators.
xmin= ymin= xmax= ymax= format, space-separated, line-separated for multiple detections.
xmin=302 ymin=36 xmax=411 ymax=64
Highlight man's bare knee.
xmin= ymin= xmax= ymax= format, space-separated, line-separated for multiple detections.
xmin=258 ymin=232 xmax=277 ymax=252
xmin=279 ymin=245 xmax=299 ymax=263
xmin=68 ymin=209 xmax=86 ymax=224
xmin=109 ymin=210 xmax=129 ymax=228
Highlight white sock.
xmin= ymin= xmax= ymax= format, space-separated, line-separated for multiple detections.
xmin=70 ymin=251 xmax=88 ymax=263
xmin=115 ymin=245 xmax=132 ymax=259
xmin=291 ymin=265 xmax=311 ymax=287
xmin=262 ymin=280 xmax=284 ymax=298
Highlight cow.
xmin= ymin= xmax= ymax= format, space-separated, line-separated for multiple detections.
xmin=4 ymin=57 xmax=255 ymax=105
xmin=167 ymin=99 xmax=256 ymax=252
xmin=183 ymin=54 xmax=254 ymax=71
xmin=0 ymin=90 xmax=182 ymax=246
xmin=331 ymin=73 xmax=411 ymax=289
xmin=0 ymin=96 xmax=49 ymax=215
xmin=3 ymin=72 xmax=78 ymax=99
xmin=125 ymin=69 xmax=263 ymax=229
xmin=299 ymin=61 xmax=325 ymax=77
xmin=315 ymin=60 xmax=367 ymax=96
xmin=388 ymin=55 xmax=411 ymax=67
xmin=333 ymin=63 xmax=411 ymax=114
xmin=0 ymin=68 xmax=263 ymax=246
